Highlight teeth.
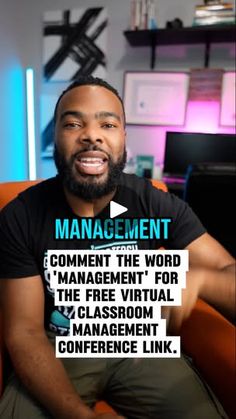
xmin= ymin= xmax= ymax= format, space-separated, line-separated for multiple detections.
xmin=78 ymin=157 xmax=105 ymax=167
xmin=80 ymin=158 xmax=103 ymax=163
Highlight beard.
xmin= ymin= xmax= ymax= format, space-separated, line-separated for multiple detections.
xmin=54 ymin=145 xmax=127 ymax=201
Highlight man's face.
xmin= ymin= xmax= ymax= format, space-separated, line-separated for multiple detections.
xmin=54 ymin=85 xmax=127 ymax=200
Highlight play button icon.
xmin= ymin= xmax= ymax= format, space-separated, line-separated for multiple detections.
xmin=110 ymin=201 xmax=128 ymax=218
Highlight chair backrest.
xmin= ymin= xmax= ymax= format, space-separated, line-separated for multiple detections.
xmin=150 ymin=178 xmax=168 ymax=192
xmin=0 ymin=180 xmax=41 ymax=210
xmin=0 ymin=178 xmax=168 ymax=210
xmin=184 ymin=163 xmax=236 ymax=257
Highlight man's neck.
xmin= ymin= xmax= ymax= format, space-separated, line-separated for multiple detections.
xmin=63 ymin=187 xmax=116 ymax=217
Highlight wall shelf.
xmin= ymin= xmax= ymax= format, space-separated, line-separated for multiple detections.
xmin=124 ymin=24 xmax=236 ymax=68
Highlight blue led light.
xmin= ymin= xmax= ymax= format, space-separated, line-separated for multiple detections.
xmin=26 ymin=68 xmax=37 ymax=180
xmin=0 ymin=66 xmax=28 ymax=181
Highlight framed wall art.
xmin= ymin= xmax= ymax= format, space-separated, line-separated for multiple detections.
xmin=43 ymin=7 xmax=108 ymax=82
xmin=123 ymin=72 xmax=190 ymax=126
xmin=220 ymin=72 xmax=236 ymax=127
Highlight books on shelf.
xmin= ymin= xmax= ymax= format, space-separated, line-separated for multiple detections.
xmin=195 ymin=2 xmax=234 ymax=11
xmin=193 ymin=15 xmax=235 ymax=25
xmin=193 ymin=1 xmax=236 ymax=26
xmin=130 ymin=0 xmax=158 ymax=30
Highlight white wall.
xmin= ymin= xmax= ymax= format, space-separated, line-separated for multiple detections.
xmin=0 ymin=0 xmax=235 ymax=181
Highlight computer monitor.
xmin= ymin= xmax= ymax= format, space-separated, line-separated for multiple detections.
xmin=163 ymin=131 xmax=236 ymax=179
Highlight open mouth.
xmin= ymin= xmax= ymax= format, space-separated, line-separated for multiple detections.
xmin=74 ymin=151 xmax=109 ymax=175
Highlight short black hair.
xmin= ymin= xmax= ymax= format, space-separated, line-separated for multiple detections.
xmin=53 ymin=75 xmax=126 ymax=125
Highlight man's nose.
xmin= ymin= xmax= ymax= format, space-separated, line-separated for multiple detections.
xmin=78 ymin=126 xmax=103 ymax=145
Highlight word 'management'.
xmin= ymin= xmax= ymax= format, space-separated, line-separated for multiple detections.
xmin=55 ymin=217 xmax=171 ymax=240
xmin=48 ymin=250 xmax=188 ymax=358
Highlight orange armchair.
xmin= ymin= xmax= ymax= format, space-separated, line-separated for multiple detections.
xmin=0 ymin=180 xmax=117 ymax=415
xmin=0 ymin=179 xmax=235 ymax=418
xmin=181 ymin=300 xmax=235 ymax=418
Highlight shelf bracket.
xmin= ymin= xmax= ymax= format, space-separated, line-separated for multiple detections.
xmin=150 ymin=36 xmax=156 ymax=69
xmin=204 ymin=35 xmax=210 ymax=68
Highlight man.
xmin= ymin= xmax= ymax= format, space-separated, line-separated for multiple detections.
xmin=0 ymin=75 xmax=235 ymax=419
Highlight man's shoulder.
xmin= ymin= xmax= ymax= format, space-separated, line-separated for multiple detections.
xmin=17 ymin=176 xmax=61 ymax=203
xmin=1 ymin=177 xmax=61 ymax=216
xmin=119 ymin=173 xmax=166 ymax=200
xmin=119 ymin=172 xmax=152 ymax=190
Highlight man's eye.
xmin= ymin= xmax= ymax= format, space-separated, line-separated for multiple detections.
xmin=64 ymin=122 xmax=81 ymax=129
xmin=102 ymin=123 xmax=116 ymax=129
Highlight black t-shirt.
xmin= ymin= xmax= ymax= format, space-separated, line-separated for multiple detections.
xmin=0 ymin=174 xmax=205 ymax=335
